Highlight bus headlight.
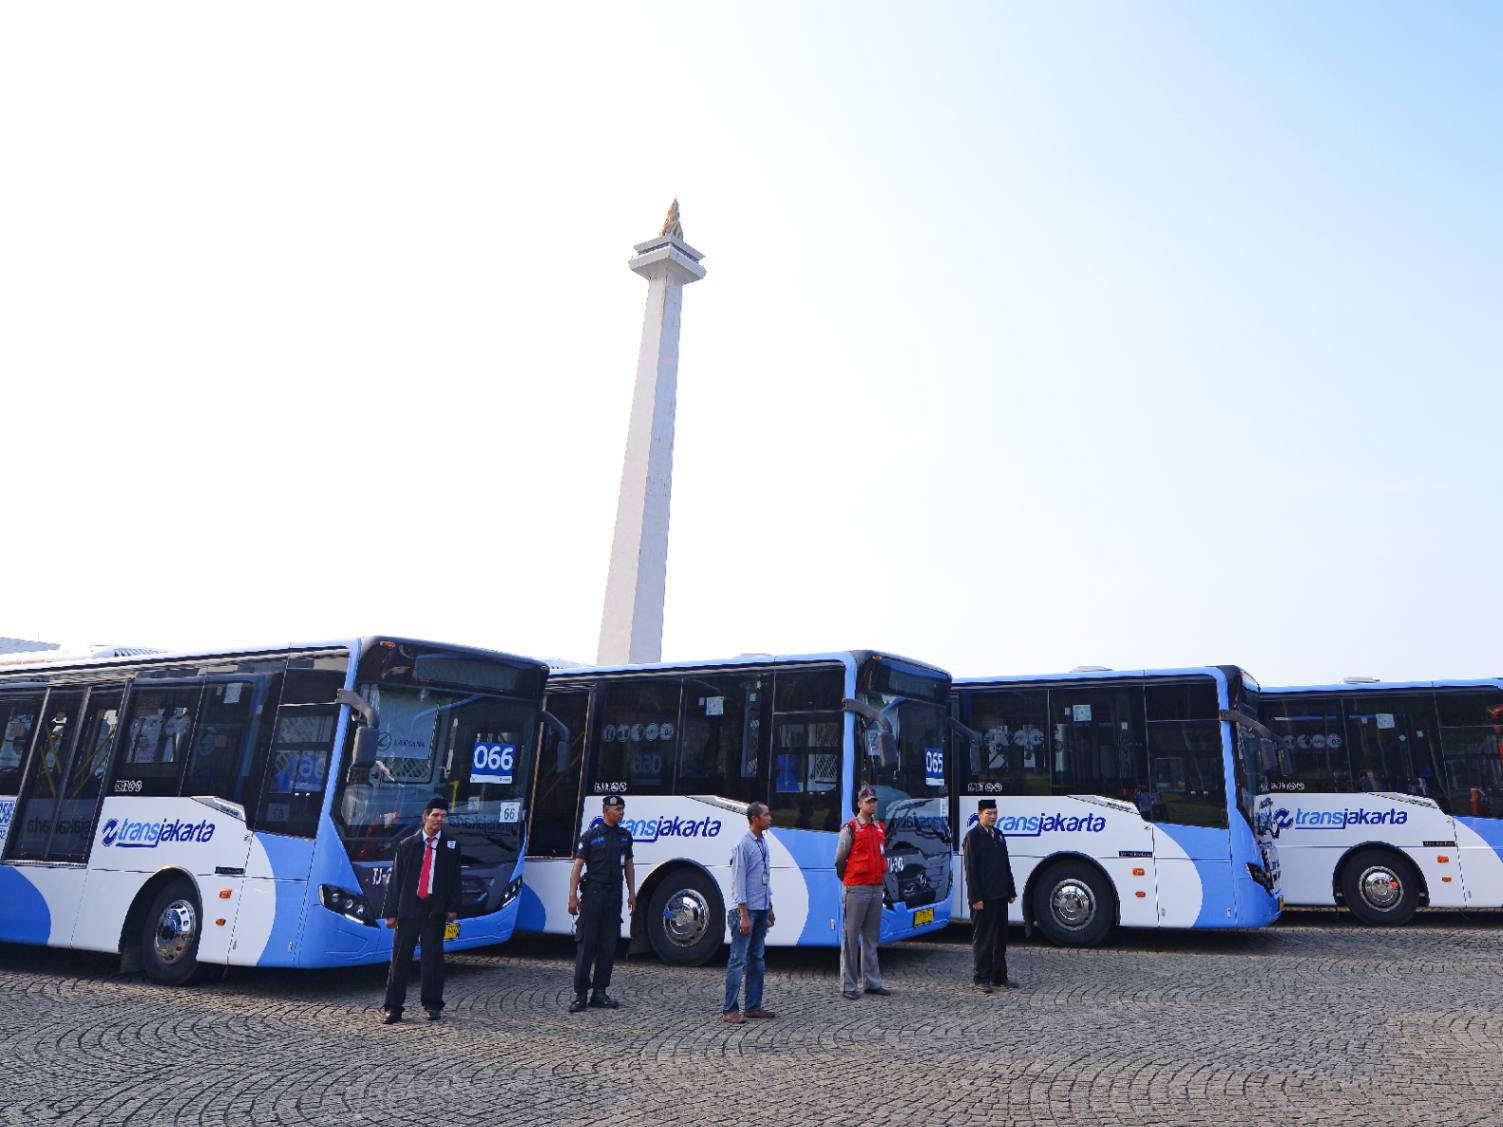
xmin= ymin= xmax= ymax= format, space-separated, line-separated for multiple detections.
xmin=1245 ymin=863 xmax=1273 ymax=892
xmin=320 ymin=885 xmax=378 ymax=926
xmin=500 ymin=875 xmax=524 ymax=907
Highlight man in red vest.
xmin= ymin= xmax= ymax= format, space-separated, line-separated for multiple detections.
xmin=834 ymin=785 xmax=889 ymax=999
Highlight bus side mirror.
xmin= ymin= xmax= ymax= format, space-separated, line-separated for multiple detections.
xmin=349 ymin=725 xmax=380 ymax=779
xmin=877 ymin=731 xmax=899 ymax=771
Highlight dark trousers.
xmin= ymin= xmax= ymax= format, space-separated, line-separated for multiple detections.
xmin=384 ymin=914 xmax=446 ymax=1013
xmin=573 ymin=885 xmax=622 ymax=997
xmin=972 ymin=900 xmax=1009 ymax=985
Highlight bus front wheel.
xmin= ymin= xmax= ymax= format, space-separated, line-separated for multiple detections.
xmin=1340 ymin=848 xmax=1420 ymax=927
xmin=140 ymin=878 xmax=203 ymax=985
xmin=1031 ymin=860 xmax=1114 ymax=948
xmin=645 ymin=869 xmax=724 ymax=966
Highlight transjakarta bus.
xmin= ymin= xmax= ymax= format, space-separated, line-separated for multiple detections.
xmin=1258 ymin=678 xmax=1503 ymax=925
xmin=518 ymin=651 xmax=954 ymax=964
xmin=0 ymin=637 xmax=548 ymax=983
xmin=948 ymin=667 xmax=1282 ymax=947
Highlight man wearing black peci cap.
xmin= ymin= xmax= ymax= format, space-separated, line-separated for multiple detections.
xmin=567 ymin=795 xmax=637 ymax=1013
xmin=963 ymin=799 xmax=1019 ymax=993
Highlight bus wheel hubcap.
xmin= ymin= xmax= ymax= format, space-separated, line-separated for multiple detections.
xmin=661 ymin=889 xmax=710 ymax=948
xmin=1050 ymin=880 xmax=1095 ymax=930
xmin=154 ymin=900 xmax=198 ymax=965
xmin=1358 ymin=866 xmax=1403 ymax=911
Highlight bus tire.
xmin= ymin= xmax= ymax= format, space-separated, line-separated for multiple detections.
xmin=140 ymin=878 xmax=203 ymax=986
xmin=1340 ymin=848 xmax=1420 ymax=927
xmin=1031 ymin=860 xmax=1114 ymax=948
xmin=645 ymin=868 xmax=724 ymax=966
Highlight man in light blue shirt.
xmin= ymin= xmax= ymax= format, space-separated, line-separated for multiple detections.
xmin=722 ymin=802 xmax=776 ymax=1023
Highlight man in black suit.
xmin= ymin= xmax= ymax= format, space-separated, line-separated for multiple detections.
xmin=963 ymin=799 xmax=1019 ymax=993
xmin=381 ymin=797 xmax=463 ymax=1023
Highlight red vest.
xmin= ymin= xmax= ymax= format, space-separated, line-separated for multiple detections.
xmin=842 ymin=817 xmax=887 ymax=887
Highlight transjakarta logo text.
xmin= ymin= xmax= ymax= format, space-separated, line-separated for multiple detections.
xmin=966 ymin=811 xmax=1108 ymax=835
xmin=1273 ymin=807 xmax=1409 ymax=831
xmin=100 ymin=816 xmax=217 ymax=848
xmin=591 ymin=814 xmax=723 ymax=844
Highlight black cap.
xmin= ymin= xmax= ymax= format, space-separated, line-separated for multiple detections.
xmin=602 ymin=795 xmax=625 ymax=809
xmin=977 ymin=799 xmax=997 ymax=811
xmin=857 ymin=786 xmax=878 ymax=802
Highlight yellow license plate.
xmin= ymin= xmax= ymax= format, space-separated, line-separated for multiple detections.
xmin=913 ymin=908 xmax=935 ymax=927
xmin=443 ymin=922 xmax=460 ymax=941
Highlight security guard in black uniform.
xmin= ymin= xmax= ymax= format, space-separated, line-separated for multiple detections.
xmin=567 ymin=794 xmax=637 ymax=1013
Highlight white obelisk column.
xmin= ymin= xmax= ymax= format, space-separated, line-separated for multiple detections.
xmin=596 ymin=201 xmax=706 ymax=666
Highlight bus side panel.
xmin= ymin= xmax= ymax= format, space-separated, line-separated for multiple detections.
xmin=1269 ymin=794 xmax=1463 ymax=909
xmin=987 ymin=797 xmax=1158 ymax=928
xmin=517 ymin=855 xmax=575 ymax=935
xmin=1151 ymin=825 xmax=1229 ymax=928
xmin=239 ymin=831 xmax=316 ymax=967
xmin=1453 ymin=817 xmax=1503 ymax=909
xmin=766 ymin=825 xmax=838 ymax=946
xmin=0 ymin=865 xmax=62 ymax=945
xmin=1228 ymin=815 xmax=1281 ymax=927
xmin=953 ymin=795 xmax=1157 ymax=929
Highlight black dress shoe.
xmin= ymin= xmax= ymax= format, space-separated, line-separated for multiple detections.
xmin=973 ymin=983 xmax=994 ymax=994
xmin=993 ymin=980 xmax=1021 ymax=990
xmin=568 ymin=996 xmax=588 ymax=1013
xmin=425 ymin=1008 xmax=442 ymax=1021
xmin=381 ymin=1010 xmax=402 ymax=1024
xmin=589 ymin=993 xmax=621 ymax=1009
xmin=864 ymin=986 xmax=892 ymax=996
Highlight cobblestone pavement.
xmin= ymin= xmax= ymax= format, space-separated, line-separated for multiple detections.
xmin=3 ymin=912 xmax=1501 ymax=1126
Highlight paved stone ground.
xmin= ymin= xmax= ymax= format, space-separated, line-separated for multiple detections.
xmin=2 ymin=912 xmax=1501 ymax=1126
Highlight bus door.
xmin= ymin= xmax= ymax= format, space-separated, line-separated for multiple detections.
xmin=518 ymin=689 xmax=588 ymax=932
xmin=1047 ymin=686 xmax=1160 ymax=927
xmin=527 ymin=690 xmax=589 ymax=858
xmin=3 ymin=685 xmax=124 ymax=941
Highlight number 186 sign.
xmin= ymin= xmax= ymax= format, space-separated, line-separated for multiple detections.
xmin=472 ymin=740 xmax=516 ymax=785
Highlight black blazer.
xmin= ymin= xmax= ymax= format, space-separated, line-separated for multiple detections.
xmin=382 ymin=830 xmax=464 ymax=919
xmin=963 ymin=823 xmax=1017 ymax=902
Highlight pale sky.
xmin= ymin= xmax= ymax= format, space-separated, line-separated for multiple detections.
xmin=3 ymin=3 xmax=1499 ymax=686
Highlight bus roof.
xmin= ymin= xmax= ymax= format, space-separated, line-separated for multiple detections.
xmin=1263 ymin=677 xmax=1503 ymax=694
xmin=0 ymin=635 xmax=548 ymax=679
xmin=547 ymin=649 xmax=950 ymax=681
xmin=956 ymin=665 xmax=1253 ymax=688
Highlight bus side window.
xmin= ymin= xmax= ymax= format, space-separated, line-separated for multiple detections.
xmin=959 ymin=690 xmax=1047 ymax=796
xmin=768 ymin=668 xmax=843 ymax=832
xmin=114 ymin=681 xmax=205 ymax=797
xmin=1435 ymin=690 xmax=1503 ymax=819
xmin=591 ymin=679 xmax=680 ymax=796
xmin=0 ymin=694 xmax=42 ymax=796
xmin=256 ymin=666 xmax=345 ymax=838
xmin=676 ymin=675 xmax=767 ymax=804
xmin=1261 ymin=696 xmax=1348 ymax=794
xmin=182 ymin=680 xmax=259 ymax=801
xmin=1342 ymin=695 xmax=1442 ymax=800
xmin=1048 ymin=688 xmax=1148 ymax=802
xmin=768 ymin=713 xmax=842 ymax=832
xmin=1144 ymin=681 xmax=1226 ymax=828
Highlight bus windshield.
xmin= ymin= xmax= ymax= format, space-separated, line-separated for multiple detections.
xmin=334 ymin=683 xmax=538 ymax=863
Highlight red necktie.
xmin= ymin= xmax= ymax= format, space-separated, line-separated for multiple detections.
xmin=417 ymin=836 xmax=435 ymax=898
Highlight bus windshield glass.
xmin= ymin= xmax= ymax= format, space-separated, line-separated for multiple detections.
xmin=335 ymin=646 xmax=541 ymax=864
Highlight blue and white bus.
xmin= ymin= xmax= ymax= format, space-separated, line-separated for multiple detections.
xmin=1258 ymin=678 xmax=1503 ymax=925
xmin=948 ymin=666 xmax=1283 ymax=946
xmin=519 ymin=650 xmax=954 ymax=964
xmin=0 ymin=637 xmax=549 ymax=983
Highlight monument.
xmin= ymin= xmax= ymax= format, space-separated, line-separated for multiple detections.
xmin=596 ymin=201 xmax=706 ymax=666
